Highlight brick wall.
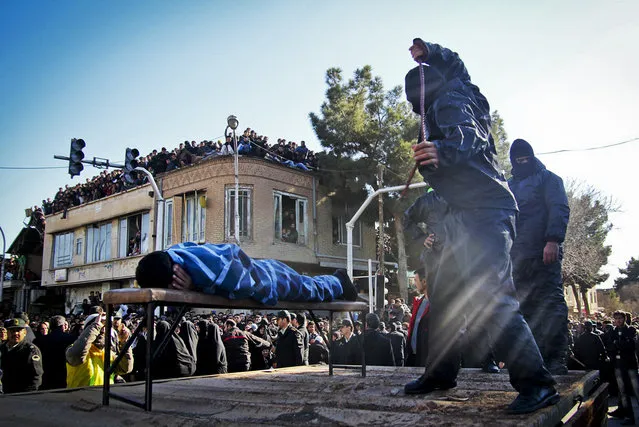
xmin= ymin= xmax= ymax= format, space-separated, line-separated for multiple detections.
xmin=42 ymin=156 xmax=377 ymax=290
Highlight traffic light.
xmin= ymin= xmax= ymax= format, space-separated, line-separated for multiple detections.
xmin=376 ymin=274 xmax=386 ymax=312
xmin=68 ymin=138 xmax=86 ymax=178
xmin=124 ymin=147 xmax=140 ymax=184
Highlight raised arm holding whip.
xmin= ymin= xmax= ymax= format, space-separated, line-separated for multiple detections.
xmin=401 ymin=38 xmax=558 ymax=415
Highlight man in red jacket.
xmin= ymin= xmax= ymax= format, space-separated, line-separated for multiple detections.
xmin=406 ymin=270 xmax=429 ymax=367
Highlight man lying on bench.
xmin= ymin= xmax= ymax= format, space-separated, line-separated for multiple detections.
xmin=135 ymin=242 xmax=358 ymax=306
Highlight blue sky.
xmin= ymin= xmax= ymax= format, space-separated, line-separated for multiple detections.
xmin=1 ymin=0 xmax=637 ymax=286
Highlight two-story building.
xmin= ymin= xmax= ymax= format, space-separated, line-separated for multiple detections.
xmin=41 ymin=156 xmax=377 ymax=312
xmin=564 ymin=286 xmax=599 ymax=316
xmin=4 ymin=225 xmax=47 ymax=314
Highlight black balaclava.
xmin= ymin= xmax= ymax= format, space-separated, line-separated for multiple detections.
xmin=510 ymin=138 xmax=536 ymax=178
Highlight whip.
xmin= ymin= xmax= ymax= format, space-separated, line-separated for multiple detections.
xmin=400 ymin=62 xmax=430 ymax=199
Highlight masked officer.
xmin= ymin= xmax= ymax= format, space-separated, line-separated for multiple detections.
xmin=403 ymin=39 xmax=557 ymax=414
xmin=0 ymin=318 xmax=44 ymax=393
xmin=508 ymin=138 xmax=570 ymax=374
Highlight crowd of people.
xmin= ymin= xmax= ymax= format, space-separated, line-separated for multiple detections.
xmin=3 ymin=303 xmax=637 ymax=398
xmin=568 ymin=311 xmax=639 ymax=424
xmin=0 ymin=304 xmax=412 ymax=394
xmin=39 ymin=127 xmax=318 ymax=217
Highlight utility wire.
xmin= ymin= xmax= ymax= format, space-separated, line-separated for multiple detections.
xmin=537 ymin=137 xmax=638 ymax=155
xmin=2 ymin=136 xmax=636 ymax=171
xmin=0 ymin=166 xmax=68 ymax=170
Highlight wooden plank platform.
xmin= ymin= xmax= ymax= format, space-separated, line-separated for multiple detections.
xmin=103 ymin=288 xmax=369 ymax=312
xmin=101 ymin=288 xmax=370 ymax=411
xmin=0 ymin=366 xmax=604 ymax=426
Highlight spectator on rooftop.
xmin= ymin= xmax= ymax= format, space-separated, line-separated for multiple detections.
xmin=221 ymin=136 xmax=234 ymax=156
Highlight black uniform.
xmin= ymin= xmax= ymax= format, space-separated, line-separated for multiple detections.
xmin=363 ymin=329 xmax=395 ymax=367
xmin=34 ymin=329 xmax=76 ymax=389
xmin=605 ymin=325 xmax=638 ymax=370
xmin=388 ymin=330 xmax=406 ymax=367
xmin=404 ymin=41 xmax=555 ymax=394
xmin=0 ymin=340 xmax=44 ymax=393
xmin=331 ymin=334 xmax=362 ymax=365
xmin=508 ymin=143 xmax=570 ymax=371
xmin=573 ymin=332 xmax=606 ymax=370
xmin=309 ymin=341 xmax=329 ymax=365
xmin=223 ymin=327 xmax=271 ymax=372
xmin=604 ymin=324 xmax=639 ymax=420
xmin=274 ymin=325 xmax=303 ymax=368
xmin=403 ymin=190 xmax=448 ymax=285
xmin=222 ymin=327 xmax=253 ymax=373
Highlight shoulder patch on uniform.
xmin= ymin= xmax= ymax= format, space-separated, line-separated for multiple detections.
xmin=32 ymin=354 xmax=41 ymax=362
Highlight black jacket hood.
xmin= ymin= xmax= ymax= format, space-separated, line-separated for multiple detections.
xmin=406 ymin=41 xmax=488 ymax=113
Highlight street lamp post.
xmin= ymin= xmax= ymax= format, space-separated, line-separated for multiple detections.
xmin=226 ymin=115 xmax=240 ymax=246
xmin=133 ymin=167 xmax=164 ymax=251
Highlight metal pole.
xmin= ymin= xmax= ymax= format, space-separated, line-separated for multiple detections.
xmin=133 ymin=167 xmax=164 ymax=251
xmin=377 ymin=165 xmax=385 ymax=281
xmin=103 ymin=302 xmax=112 ymax=405
xmin=345 ymin=182 xmax=427 ymax=293
xmin=0 ymin=226 xmax=5 ymax=302
xmin=233 ymin=130 xmax=240 ymax=246
xmin=368 ymin=259 xmax=374 ymax=313
xmin=145 ymin=302 xmax=155 ymax=411
xmin=346 ymin=223 xmax=354 ymax=281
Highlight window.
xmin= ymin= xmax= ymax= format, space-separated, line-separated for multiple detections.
xmin=181 ymin=192 xmax=206 ymax=243
xmin=86 ymin=222 xmax=112 ymax=263
xmin=53 ymin=232 xmax=74 ymax=268
xmin=164 ymin=199 xmax=174 ymax=248
xmin=333 ymin=204 xmax=362 ymax=247
xmin=118 ymin=212 xmax=150 ymax=257
xmin=274 ymin=192 xmax=307 ymax=245
xmin=225 ymin=187 xmax=252 ymax=240
xmin=75 ymin=238 xmax=83 ymax=256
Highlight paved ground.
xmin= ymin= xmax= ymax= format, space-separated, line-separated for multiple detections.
xmin=0 ymin=366 xmax=600 ymax=426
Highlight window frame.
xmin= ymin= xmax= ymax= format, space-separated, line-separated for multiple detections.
xmin=225 ymin=186 xmax=252 ymax=241
xmin=75 ymin=237 xmax=83 ymax=256
xmin=118 ymin=211 xmax=151 ymax=258
xmin=335 ymin=214 xmax=362 ymax=247
xmin=53 ymin=231 xmax=74 ymax=268
xmin=164 ymin=198 xmax=174 ymax=248
xmin=273 ymin=191 xmax=308 ymax=246
xmin=85 ymin=222 xmax=112 ymax=264
xmin=181 ymin=191 xmax=206 ymax=244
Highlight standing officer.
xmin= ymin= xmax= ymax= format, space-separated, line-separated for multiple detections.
xmin=363 ymin=313 xmax=395 ymax=366
xmin=508 ymin=138 xmax=570 ymax=375
xmin=0 ymin=317 xmax=44 ymax=393
xmin=403 ymin=39 xmax=557 ymax=414
xmin=273 ymin=310 xmax=303 ymax=368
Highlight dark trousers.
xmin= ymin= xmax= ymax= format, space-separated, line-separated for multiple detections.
xmin=615 ymin=367 xmax=639 ymax=419
xmin=424 ymin=207 xmax=555 ymax=393
xmin=461 ymin=321 xmax=497 ymax=368
xmin=513 ymin=257 xmax=569 ymax=364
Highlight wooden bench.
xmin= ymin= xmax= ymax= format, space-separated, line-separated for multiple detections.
xmin=101 ymin=288 xmax=369 ymax=411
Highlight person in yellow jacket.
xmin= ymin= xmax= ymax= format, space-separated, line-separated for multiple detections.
xmin=65 ymin=313 xmax=133 ymax=388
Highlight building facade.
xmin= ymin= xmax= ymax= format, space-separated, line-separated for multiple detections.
xmin=564 ymin=285 xmax=599 ymax=315
xmin=41 ymin=156 xmax=377 ymax=312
